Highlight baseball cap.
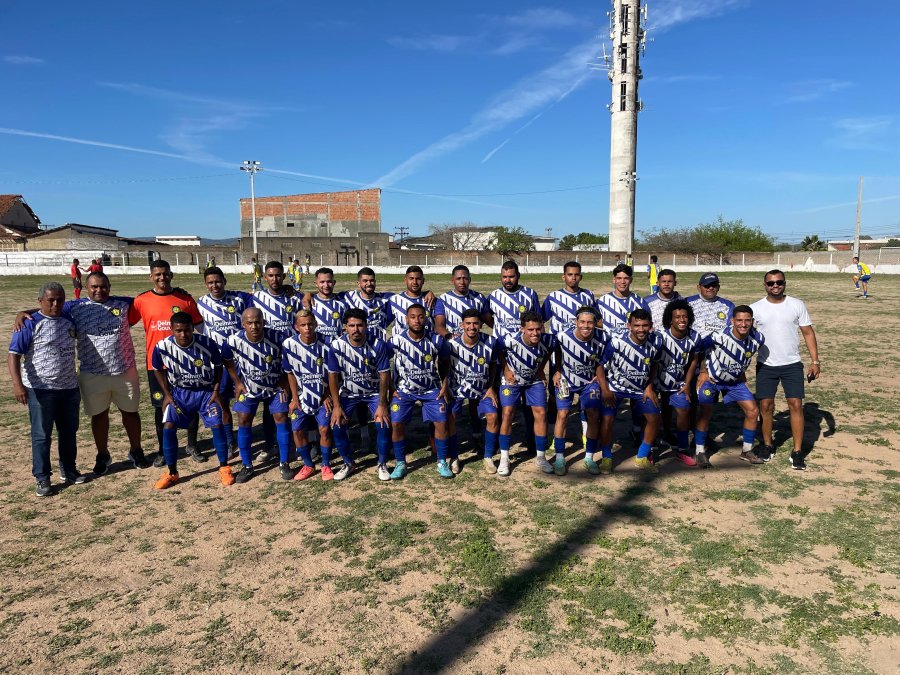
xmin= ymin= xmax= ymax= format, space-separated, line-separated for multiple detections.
xmin=698 ymin=272 xmax=720 ymax=287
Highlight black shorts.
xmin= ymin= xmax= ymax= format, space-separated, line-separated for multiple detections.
xmin=755 ymin=362 xmax=805 ymax=400
xmin=147 ymin=370 xmax=165 ymax=408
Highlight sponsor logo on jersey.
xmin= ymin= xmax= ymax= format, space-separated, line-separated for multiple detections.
xmin=194 ymin=358 xmax=203 ymax=367
xmin=477 ymin=357 xmax=485 ymax=365
xmin=153 ymin=391 xmax=163 ymax=400
xmin=228 ymin=306 xmax=235 ymax=313
xmin=111 ymin=308 xmax=121 ymax=316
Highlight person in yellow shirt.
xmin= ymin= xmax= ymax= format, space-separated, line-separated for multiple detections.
xmin=647 ymin=255 xmax=661 ymax=293
xmin=851 ymin=256 xmax=872 ymax=299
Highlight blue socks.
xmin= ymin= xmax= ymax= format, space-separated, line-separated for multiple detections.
xmin=484 ymin=430 xmax=498 ymax=458
xmin=237 ymin=425 xmax=253 ymax=466
xmin=637 ymin=441 xmax=652 ymax=459
xmin=162 ymin=427 xmax=178 ymax=470
xmin=677 ymin=430 xmax=690 ymax=450
xmin=535 ymin=434 xmax=547 ymax=457
xmin=393 ymin=439 xmax=406 ymax=463
xmin=601 ymin=444 xmax=613 ymax=459
xmin=742 ymin=428 xmax=756 ymax=452
xmin=332 ymin=425 xmax=353 ymax=464
xmin=694 ymin=429 xmax=708 ymax=453
xmin=585 ymin=437 xmax=598 ymax=459
xmin=376 ymin=424 xmax=391 ymax=465
xmin=435 ymin=437 xmax=449 ymax=461
xmin=223 ymin=423 xmax=234 ymax=449
xmin=297 ymin=444 xmax=313 ymax=467
xmin=211 ymin=426 xmax=228 ymax=465
xmin=276 ymin=422 xmax=291 ymax=463
xmin=499 ymin=433 xmax=511 ymax=452
xmin=554 ymin=437 xmax=566 ymax=455
xmin=320 ymin=444 xmax=332 ymax=466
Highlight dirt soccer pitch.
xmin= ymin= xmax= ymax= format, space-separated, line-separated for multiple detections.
xmin=0 ymin=269 xmax=897 ymax=674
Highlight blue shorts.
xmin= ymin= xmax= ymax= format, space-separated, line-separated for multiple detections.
xmin=859 ymin=274 xmax=871 ymax=282
xmin=650 ymin=284 xmax=660 ymax=294
xmin=290 ymin=406 xmax=330 ymax=432
xmin=660 ymin=390 xmax=691 ymax=410
xmin=338 ymin=395 xmax=384 ymax=427
xmin=217 ymin=369 xmax=235 ymax=399
xmin=450 ymin=396 xmax=498 ymax=417
xmin=163 ymin=388 xmax=223 ymax=429
xmin=233 ymin=389 xmax=290 ymax=416
xmin=697 ymin=381 xmax=754 ymax=405
xmin=601 ymin=391 xmax=661 ymax=417
xmin=391 ymin=390 xmax=448 ymax=425
xmin=499 ymin=381 xmax=547 ymax=409
xmin=556 ymin=380 xmax=603 ymax=410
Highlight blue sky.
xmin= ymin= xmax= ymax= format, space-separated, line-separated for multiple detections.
xmin=2 ymin=0 xmax=898 ymax=244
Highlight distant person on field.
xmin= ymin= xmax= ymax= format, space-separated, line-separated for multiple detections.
xmin=750 ymin=270 xmax=820 ymax=470
xmin=647 ymin=255 xmax=661 ymax=294
xmin=851 ymin=256 xmax=872 ymax=299
xmin=70 ymin=258 xmax=85 ymax=299
xmin=8 ymin=282 xmax=86 ymax=496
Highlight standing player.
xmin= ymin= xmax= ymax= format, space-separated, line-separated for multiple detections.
xmin=447 ymin=309 xmax=502 ymax=474
xmin=250 ymin=258 xmax=263 ymax=292
xmin=595 ymin=309 xmax=662 ymax=473
xmin=221 ymin=308 xmax=293 ymax=483
xmin=851 ymin=256 xmax=872 ymax=299
xmin=283 ymin=310 xmax=335 ymax=480
xmin=390 ymin=305 xmax=453 ymax=478
xmin=551 ymin=306 xmax=608 ymax=475
xmin=694 ymin=306 xmax=765 ymax=468
xmin=647 ymin=255 xmax=661 ymax=294
xmin=646 ymin=269 xmax=681 ymax=329
xmin=687 ymin=273 xmax=734 ymax=339
xmin=751 ymin=270 xmax=820 ymax=470
xmin=498 ymin=311 xmax=554 ymax=475
xmin=197 ymin=266 xmax=252 ymax=457
xmin=654 ymin=299 xmax=702 ymax=465
xmin=131 ymin=260 xmax=204 ymax=467
xmin=388 ymin=266 xmax=436 ymax=334
xmin=70 ymin=259 xmax=85 ymax=299
xmin=542 ymin=261 xmax=596 ymax=335
xmin=151 ymin=313 xmax=233 ymax=488
xmin=434 ymin=265 xmax=491 ymax=338
xmin=327 ymin=308 xmax=392 ymax=481
xmin=341 ymin=267 xmax=394 ymax=339
xmin=306 ymin=267 xmax=347 ymax=340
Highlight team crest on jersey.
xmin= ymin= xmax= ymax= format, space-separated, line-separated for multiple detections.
xmin=745 ymin=350 xmax=751 ymax=357
xmin=391 ymin=403 xmax=400 ymax=412
xmin=703 ymin=388 xmax=712 ymax=396
xmin=332 ymin=311 xmax=339 ymax=319
xmin=265 ymin=355 xmax=273 ymax=363
xmin=424 ymin=354 xmax=432 ymax=362
xmin=111 ymin=308 xmax=121 ymax=316
xmin=228 ymin=306 xmax=235 ymax=314
xmin=717 ymin=311 xmax=726 ymax=319
xmin=171 ymin=306 xmax=180 ymax=314
xmin=194 ymin=358 xmax=203 ymax=367
xmin=364 ymin=358 xmax=370 ymax=366
xmin=238 ymin=393 xmax=247 ymax=402
xmin=644 ymin=357 xmax=651 ymax=364
xmin=286 ymin=306 xmax=293 ymax=313
xmin=372 ymin=307 xmax=380 ymax=313
xmin=477 ymin=357 xmax=486 ymax=365
xmin=290 ymin=411 xmax=298 ymax=420
xmin=590 ymin=354 xmax=598 ymax=362
xmin=316 ymin=357 xmax=323 ymax=366
xmin=502 ymin=388 xmax=511 ymax=396
xmin=518 ymin=305 xmax=526 ymax=313
xmin=175 ymin=407 xmax=182 ymax=414
xmin=153 ymin=392 xmax=163 ymax=400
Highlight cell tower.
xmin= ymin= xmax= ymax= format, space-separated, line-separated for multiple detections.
xmin=606 ymin=0 xmax=648 ymax=253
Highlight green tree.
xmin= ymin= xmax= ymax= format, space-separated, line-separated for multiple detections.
xmin=489 ymin=226 xmax=536 ymax=259
xmin=800 ymin=234 xmax=826 ymax=251
xmin=558 ymin=232 xmax=610 ymax=250
xmin=637 ymin=216 xmax=774 ymax=262
xmin=885 ymin=238 xmax=900 ymax=247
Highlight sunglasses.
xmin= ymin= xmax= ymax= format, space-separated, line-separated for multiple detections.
xmin=765 ymin=280 xmax=786 ymax=287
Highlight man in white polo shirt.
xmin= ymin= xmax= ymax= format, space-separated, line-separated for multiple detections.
xmin=750 ymin=269 xmax=820 ymax=470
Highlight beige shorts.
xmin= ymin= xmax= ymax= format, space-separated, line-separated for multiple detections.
xmin=79 ymin=367 xmax=141 ymax=416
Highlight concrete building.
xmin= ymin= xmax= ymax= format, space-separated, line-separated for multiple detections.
xmin=156 ymin=235 xmax=201 ymax=246
xmin=827 ymin=238 xmax=893 ymax=252
xmin=0 ymin=194 xmax=41 ymax=233
xmin=27 ymin=224 xmax=121 ymax=252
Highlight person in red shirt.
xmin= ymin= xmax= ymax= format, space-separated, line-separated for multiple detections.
xmin=70 ymin=259 xmax=85 ymax=299
xmin=130 ymin=259 xmax=204 ymax=467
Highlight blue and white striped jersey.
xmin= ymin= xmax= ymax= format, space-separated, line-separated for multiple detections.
xmin=556 ymin=328 xmax=608 ymax=389
xmin=391 ymin=330 xmax=449 ymax=395
xmin=654 ymin=328 xmax=702 ymax=393
xmin=701 ymin=327 xmax=764 ymax=385
xmin=281 ymin=334 xmax=329 ymax=415
xmin=448 ymin=333 xmax=499 ymax=400
xmin=435 ymin=290 xmax=487 ymax=337
xmin=541 ymin=288 xmax=596 ymax=335
xmin=197 ymin=291 xmax=252 ymax=347
xmin=152 ymin=334 xmax=222 ymax=391
xmin=645 ymin=291 xmax=683 ymax=330
xmin=595 ymin=291 xmax=650 ymax=331
xmin=388 ymin=292 xmax=434 ymax=333
xmin=309 ymin=294 xmax=348 ymax=340
xmin=8 ymin=313 xmax=77 ymax=390
xmin=488 ymin=286 xmax=541 ymax=341
xmin=602 ymin=332 xmax=661 ymax=396
xmin=687 ymin=295 xmax=735 ymax=338
xmin=501 ymin=332 xmax=555 ymax=386
xmin=220 ymin=329 xmax=285 ymax=398
xmin=63 ymin=297 xmax=136 ymax=376
xmin=340 ymin=290 xmax=394 ymax=338
xmin=326 ymin=333 xmax=392 ymax=399
xmin=250 ymin=290 xmax=303 ymax=341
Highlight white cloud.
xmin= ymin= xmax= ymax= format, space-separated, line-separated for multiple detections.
xmin=783 ymin=79 xmax=852 ymax=104
xmin=3 ymin=55 xmax=44 ymax=65
xmin=505 ymin=8 xmax=579 ymax=29
xmin=651 ymin=0 xmax=747 ymax=30
xmin=831 ymin=116 xmax=894 ymax=150
xmin=386 ymin=34 xmax=473 ymax=52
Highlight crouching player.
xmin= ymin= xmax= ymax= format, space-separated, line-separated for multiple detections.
xmin=221 ymin=307 xmax=292 ymax=483
xmin=327 ymin=308 xmax=392 ymax=481
xmin=654 ymin=299 xmax=702 ymax=466
xmin=499 ymin=311 xmax=554 ymax=475
xmin=694 ymin=305 xmax=765 ymax=468
xmin=595 ymin=309 xmax=662 ymax=473
xmin=447 ymin=309 xmax=501 ymax=474
xmin=552 ymin=306 xmax=608 ymax=475
xmin=151 ymin=312 xmax=232 ymax=488
xmin=283 ymin=309 xmax=334 ymax=481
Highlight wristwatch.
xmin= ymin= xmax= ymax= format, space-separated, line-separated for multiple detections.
xmin=811 ymin=360 xmax=821 ymax=365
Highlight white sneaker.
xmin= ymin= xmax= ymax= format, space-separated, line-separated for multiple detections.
xmin=497 ymin=457 xmax=510 ymax=476
xmin=535 ymin=456 xmax=554 ymax=474
xmin=377 ymin=464 xmax=391 ymax=481
xmin=450 ymin=458 xmax=461 ymax=474
xmin=483 ymin=457 xmax=497 ymax=474
xmin=333 ymin=464 xmax=354 ymax=481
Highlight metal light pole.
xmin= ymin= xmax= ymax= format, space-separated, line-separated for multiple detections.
xmin=241 ymin=160 xmax=263 ymax=256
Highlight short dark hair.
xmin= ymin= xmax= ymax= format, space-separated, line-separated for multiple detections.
xmin=204 ymin=266 xmax=225 ymax=281
xmin=265 ymin=260 xmax=283 ymax=272
xmin=315 ymin=267 xmax=334 ymax=278
xmin=150 ymin=259 xmax=171 ymax=272
xmin=86 ymin=271 xmax=110 ymax=286
xmin=764 ymin=269 xmax=785 ymax=280
xmin=405 ymin=265 xmax=424 ymax=276
xmin=662 ymin=299 xmax=694 ymax=330
xmin=564 ymin=260 xmax=582 ymax=273
xmin=460 ymin=308 xmax=481 ymax=322
xmin=171 ymin=311 xmax=194 ymax=327
xmin=733 ymin=305 xmax=754 ymax=317
xmin=405 ymin=303 xmax=426 ymax=316
xmin=501 ymin=260 xmax=519 ymax=274
xmin=628 ymin=308 xmax=652 ymax=323
xmin=613 ymin=263 xmax=633 ymax=277
xmin=343 ymin=308 xmax=367 ymax=324
xmin=658 ymin=268 xmax=676 ymax=280
xmin=520 ymin=310 xmax=543 ymax=326
xmin=357 ymin=267 xmax=375 ymax=278
xmin=650 ymin=255 xmax=658 ymax=263
xmin=451 ymin=264 xmax=470 ymax=276
xmin=575 ymin=305 xmax=597 ymax=320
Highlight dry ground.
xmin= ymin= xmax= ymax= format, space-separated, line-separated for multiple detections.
xmin=0 ymin=269 xmax=897 ymax=674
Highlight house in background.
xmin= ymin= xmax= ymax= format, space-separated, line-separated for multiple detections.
xmin=0 ymin=195 xmax=41 ymax=250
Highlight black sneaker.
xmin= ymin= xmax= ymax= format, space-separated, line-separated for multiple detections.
xmin=60 ymin=469 xmax=89 ymax=485
xmin=187 ymin=446 xmax=207 ymax=464
xmin=35 ymin=479 xmax=54 ymax=497
xmin=152 ymin=452 xmax=166 ymax=468
xmin=740 ymin=450 xmax=764 ymax=465
xmin=790 ymin=452 xmax=807 ymax=471
xmin=129 ymin=448 xmax=151 ymax=469
xmin=93 ymin=453 xmax=112 ymax=476
xmin=754 ymin=444 xmax=774 ymax=463
xmin=279 ymin=462 xmax=293 ymax=481
xmin=234 ymin=465 xmax=255 ymax=483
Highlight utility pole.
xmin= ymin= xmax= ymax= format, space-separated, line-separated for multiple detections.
xmin=394 ymin=227 xmax=409 ymax=244
xmin=854 ymin=176 xmax=863 ymax=258
xmin=241 ymin=160 xmax=263 ymax=256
